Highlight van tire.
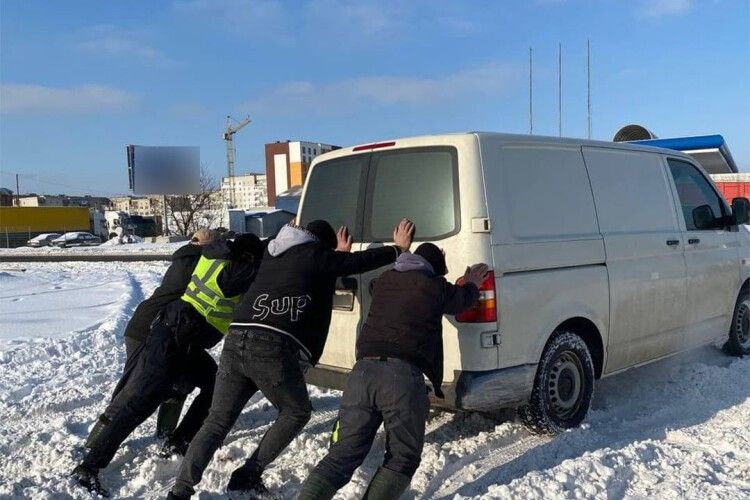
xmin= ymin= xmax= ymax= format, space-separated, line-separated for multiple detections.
xmin=725 ymin=288 xmax=750 ymax=357
xmin=519 ymin=331 xmax=595 ymax=435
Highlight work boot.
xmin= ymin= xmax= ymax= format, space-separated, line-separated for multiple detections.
xmin=362 ymin=467 xmax=412 ymax=500
xmin=158 ymin=434 xmax=189 ymax=458
xmin=72 ymin=464 xmax=110 ymax=497
xmin=226 ymin=461 xmax=268 ymax=497
xmin=298 ymin=471 xmax=338 ymax=500
xmin=84 ymin=415 xmax=110 ymax=450
xmin=156 ymin=398 xmax=185 ymax=438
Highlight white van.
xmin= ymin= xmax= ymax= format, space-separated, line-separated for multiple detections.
xmin=297 ymin=133 xmax=750 ymax=433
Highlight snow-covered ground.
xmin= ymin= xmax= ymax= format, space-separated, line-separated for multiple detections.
xmin=0 ymin=262 xmax=748 ymax=499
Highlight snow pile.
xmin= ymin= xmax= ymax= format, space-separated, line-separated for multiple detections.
xmin=0 ymin=262 xmax=748 ymax=499
xmin=101 ymin=234 xmax=146 ymax=246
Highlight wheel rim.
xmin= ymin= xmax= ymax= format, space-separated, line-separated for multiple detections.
xmin=547 ymin=351 xmax=585 ymax=419
xmin=736 ymin=299 xmax=750 ymax=349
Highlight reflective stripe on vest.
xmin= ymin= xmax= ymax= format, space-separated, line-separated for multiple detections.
xmin=180 ymin=255 xmax=241 ymax=335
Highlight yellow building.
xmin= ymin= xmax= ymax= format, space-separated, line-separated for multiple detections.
xmin=0 ymin=207 xmax=90 ymax=247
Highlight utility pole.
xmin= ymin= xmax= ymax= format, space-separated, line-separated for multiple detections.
xmin=529 ymin=47 xmax=533 ymax=135
xmin=558 ymin=42 xmax=562 ymax=137
xmin=15 ymin=174 xmax=20 ymax=206
xmin=587 ymin=39 xmax=592 ymax=139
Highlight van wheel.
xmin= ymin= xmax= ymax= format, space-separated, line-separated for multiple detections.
xmin=725 ymin=288 xmax=750 ymax=357
xmin=519 ymin=331 xmax=595 ymax=435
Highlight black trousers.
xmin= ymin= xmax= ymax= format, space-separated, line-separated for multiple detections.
xmin=102 ymin=336 xmax=144 ymax=420
xmin=82 ymin=321 xmax=217 ymax=469
xmin=171 ymin=327 xmax=312 ymax=498
xmin=312 ymin=358 xmax=430 ymax=489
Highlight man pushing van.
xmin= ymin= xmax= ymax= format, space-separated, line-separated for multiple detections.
xmin=167 ymin=218 xmax=415 ymax=499
xmin=299 ymin=243 xmax=489 ymax=499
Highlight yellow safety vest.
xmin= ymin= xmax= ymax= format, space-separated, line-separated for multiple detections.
xmin=180 ymin=256 xmax=241 ymax=335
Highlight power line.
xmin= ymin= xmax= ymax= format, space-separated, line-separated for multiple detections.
xmin=0 ymin=171 xmax=128 ymax=197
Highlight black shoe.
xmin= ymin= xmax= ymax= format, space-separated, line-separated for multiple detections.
xmin=72 ymin=464 xmax=110 ymax=497
xmin=227 ymin=463 xmax=268 ymax=497
xmin=158 ymin=435 xmax=189 ymax=458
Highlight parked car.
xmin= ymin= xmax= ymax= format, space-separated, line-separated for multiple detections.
xmin=297 ymin=132 xmax=750 ymax=434
xmin=51 ymin=232 xmax=101 ymax=248
xmin=26 ymin=233 xmax=62 ymax=247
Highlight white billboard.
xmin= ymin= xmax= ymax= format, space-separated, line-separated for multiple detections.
xmin=127 ymin=145 xmax=200 ymax=195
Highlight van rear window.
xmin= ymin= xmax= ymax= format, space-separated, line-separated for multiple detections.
xmin=366 ymin=147 xmax=459 ymax=241
xmin=299 ymin=155 xmax=367 ymax=236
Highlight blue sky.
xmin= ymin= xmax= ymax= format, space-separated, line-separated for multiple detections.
xmin=1 ymin=0 xmax=748 ymax=196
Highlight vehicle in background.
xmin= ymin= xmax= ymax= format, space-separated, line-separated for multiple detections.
xmin=297 ymin=132 xmax=750 ymax=434
xmin=26 ymin=233 xmax=62 ymax=247
xmin=51 ymin=232 xmax=102 ymax=248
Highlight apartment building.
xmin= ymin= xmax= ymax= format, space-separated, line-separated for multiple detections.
xmin=221 ymin=173 xmax=267 ymax=209
xmin=264 ymin=140 xmax=339 ymax=206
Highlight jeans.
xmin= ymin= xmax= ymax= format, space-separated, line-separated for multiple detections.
xmin=312 ymin=358 xmax=430 ymax=489
xmin=172 ymin=327 xmax=312 ymax=498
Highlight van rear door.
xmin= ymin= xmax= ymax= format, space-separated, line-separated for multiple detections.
xmin=359 ymin=146 xmax=461 ymax=313
xmin=298 ymin=153 xmax=369 ymax=370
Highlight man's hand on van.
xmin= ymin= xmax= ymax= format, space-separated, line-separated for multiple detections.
xmin=463 ymin=263 xmax=490 ymax=288
xmin=393 ymin=219 xmax=415 ymax=252
xmin=336 ymin=226 xmax=353 ymax=252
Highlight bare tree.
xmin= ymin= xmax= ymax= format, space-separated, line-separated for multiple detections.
xmin=165 ymin=168 xmax=223 ymax=236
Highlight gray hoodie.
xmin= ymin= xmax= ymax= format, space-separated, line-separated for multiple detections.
xmin=267 ymin=225 xmax=318 ymax=257
xmin=393 ymin=252 xmax=435 ymax=276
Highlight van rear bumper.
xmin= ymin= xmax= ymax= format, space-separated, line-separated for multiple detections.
xmin=305 ymin=362 xmax=537 ymax=412
xmin=454 ymin=364 xmax=537 ymax=412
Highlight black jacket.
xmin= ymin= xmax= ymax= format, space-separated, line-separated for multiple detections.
xmin=123 ymin=243 xmax=203 ymax=343
xmin=356 ymin=254 xmax=479 ymax=398
xmin=231 ymin=225 xmax=401 ymax=364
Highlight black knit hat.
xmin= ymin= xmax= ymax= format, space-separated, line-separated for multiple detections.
xmin=414 ymin=242 xmax=447 ymax=276
xmin=230 ymin=233 xmax=264 ymax=261
xmin=306 ymin=220 xmax=337 ymax=249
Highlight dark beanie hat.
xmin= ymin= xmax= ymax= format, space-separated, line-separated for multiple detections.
xmin=414 ymin=242 xmax=447 ymax=276
xmin=230 ymin=233 xmax=264 ymax=261
xmin=306 ymin=220 xmax=337 ymax=249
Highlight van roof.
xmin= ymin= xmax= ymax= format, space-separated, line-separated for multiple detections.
xmin=313 ymin=131 xmax=695 ymax=164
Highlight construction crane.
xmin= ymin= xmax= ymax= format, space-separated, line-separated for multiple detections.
xmin=223 ymin=115 xmax=251 ymax=207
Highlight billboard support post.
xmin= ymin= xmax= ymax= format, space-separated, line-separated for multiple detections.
xmin=162 ymin=195 xmax=170 ymax=236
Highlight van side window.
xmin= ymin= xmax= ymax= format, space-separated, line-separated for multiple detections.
xmin=299 ymin=155 xmax=367 ymax=236
xmin=667 ymin=159 xmax=726 ymax=231
xmin=366 ymin=147 xmax=458 ymax=241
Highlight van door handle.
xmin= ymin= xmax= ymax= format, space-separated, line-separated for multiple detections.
xmin=666 ymin=239 xmax=680 ymax=246
xmin=688 ymin=238 xmax=700 ymax=245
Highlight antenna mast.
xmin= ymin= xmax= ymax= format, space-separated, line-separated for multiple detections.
xmin=587 ymin=39 xmax=592 ymax=139
xmin=558 ymin=42 xmax=562 ymax=137
xmin=529 ymin=47 xmax=533 ymax=135
xmin=223 ymin=115 xmax=251 ymax=208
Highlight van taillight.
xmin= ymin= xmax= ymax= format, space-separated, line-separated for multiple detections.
xmin=455 ymin=271 xmax=497 ymax=323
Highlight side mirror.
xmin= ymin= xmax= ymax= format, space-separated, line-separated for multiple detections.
xmin=692 ymin=204 xmax=717 ymax=230
xmin=732 ymin=197 xmax=749 ymax=225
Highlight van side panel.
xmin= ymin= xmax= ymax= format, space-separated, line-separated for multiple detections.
xmin=479 ymin=139 xmax=608 ymax=369
xmin=582 ymin=147 xmax=688 ymax=372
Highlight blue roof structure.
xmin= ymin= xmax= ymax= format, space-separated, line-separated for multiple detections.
xmin=631 ymin=135 xmax=738 ymax=174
